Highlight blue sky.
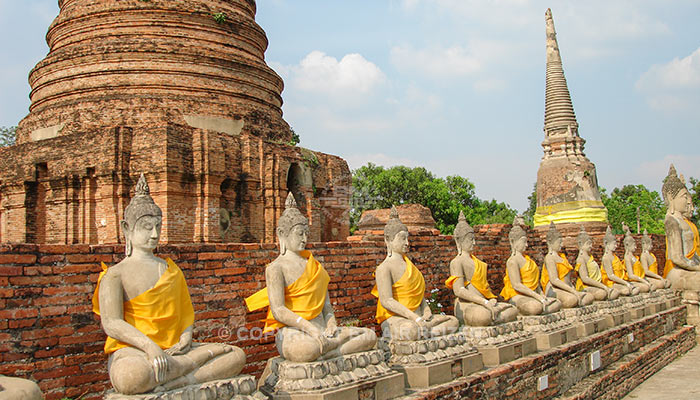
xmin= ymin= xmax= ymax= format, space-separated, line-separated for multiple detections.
xmin=1 ymin=1 xmax=700 ymax=212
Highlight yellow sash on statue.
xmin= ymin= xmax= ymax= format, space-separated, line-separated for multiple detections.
xmin=632 ymin=259 xmax=645 ymax=278
xmin=445 ymin=255 xmax=496 ymax=299
xmin=372 ymin=256 xmax=426 ymax=324
xmin=245 ymin=250 xmax=329 ymax=333
xmin=500 ymin=255 xmax=540 ymax=301
xmin=575 ymin=256 xmax=602 ymax=291
xmin=92 ymin=258 xmax=195 ymax=355
xmin=663 ymin=218 xmax=699 ymax=278
xmin=648 ymin=253 xmax=658 ymax=275
xmin=541 ymin=253 xmax=573 ymax=289
xmin=601 ymin=255 xmax=625 ymax=287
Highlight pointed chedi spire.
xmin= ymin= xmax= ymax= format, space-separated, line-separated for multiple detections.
xmin=544 ymin=8 xmax=579 ymax=142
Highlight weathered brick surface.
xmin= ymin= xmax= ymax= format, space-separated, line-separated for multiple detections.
xmin=0 ymin=226 xmax=674 ymax=399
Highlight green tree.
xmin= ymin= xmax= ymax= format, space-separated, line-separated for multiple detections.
xmin=0 ymin=126 xmax=16 ymax=147
xmin=601 ymin=185 xmax=666 ymax=234
xmin=522 ymin=183 xmax=537 ymax=227
xmin=688 ymin=177 xmax=700 ymax=226
xmin=350 ymin=163 xmax=517 ymax=234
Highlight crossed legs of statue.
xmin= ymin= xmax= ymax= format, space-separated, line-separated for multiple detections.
xmin=108 ymin=343 xmax=245 ymax=395
xmin=510 ymin=294 xmax=561 ymax=316
xmin=276 ymin=326 xmax=377 ymax=363
xmin=612 ymin=283 xmax=639 ymax=296
xmin=382 ymin=314 xmax=459 ymax=341
xmin=546 ymin=287 xmax=594 ymax=308
xmin=455 ymin=300 xmax=518 ymax=326
xmin=584 ymin=286 xmax=619 ymax=301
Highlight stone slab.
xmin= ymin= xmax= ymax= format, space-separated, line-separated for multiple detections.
xmin=394 ymin=352 xmax=483 ymax=389
xmin=573 ymin=316 xmax=607 ymax=338
xmin=268 ymin=370 xmax=405 ymax=400
xmin=477 ymin=336 xmax=538 ymax=367
xmin=104 ymin=375 xmax=258 ymax=400
xmin=533 ymin=326 xmax=578 ymax=351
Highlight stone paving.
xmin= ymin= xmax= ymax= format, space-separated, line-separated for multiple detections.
xmin=623 ymin=345 xmax=700 ymax=400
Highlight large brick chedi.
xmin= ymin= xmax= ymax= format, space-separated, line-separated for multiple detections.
xmin=0 ymin=0 xmax=350 ymax=245
xmin=534 ymin=9 xmax=607 ymax=240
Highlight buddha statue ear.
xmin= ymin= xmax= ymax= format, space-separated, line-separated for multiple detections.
xmin=121 ymin=220 xmax=132 ymax=257
xmin=277 ymin=227 xmax=287 ymax=256
xmin=385 ymin=238 xmax=393 ymax=258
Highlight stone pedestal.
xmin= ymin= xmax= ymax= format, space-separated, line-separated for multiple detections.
xmin=379 ymin=332 xmax=482 ymax=389
xmin=624 ymin=295 xmax=647 ymax=320
xmin=518 ymin=311 xmax=578 ymax=351
xmin=596 ymin=298 xmax=630 ymax=328
xmin=258 ymin=350 xmax=405 ymax=400
xmin=104 ymin=375 xmax=259 ymax=400
xmin=680 ymin=290 xmax=700 ymax=341
xmin=461 ymin=321 xmax=537 ymax=366
xmin=563 ymin=304 xmax=607 ymax=338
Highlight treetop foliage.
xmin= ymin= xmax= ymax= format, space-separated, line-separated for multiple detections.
xmin=351 ymin=163 xmax=517 ymax=234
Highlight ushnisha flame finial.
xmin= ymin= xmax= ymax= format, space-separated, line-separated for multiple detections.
xmin=384 ymin=205 xmax=408 ymax=242
xmin=454 ymin=210 xmax=474 ymax=239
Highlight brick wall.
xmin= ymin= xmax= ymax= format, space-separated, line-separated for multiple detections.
xmin=0 ymin=226 xmax=670 ymax=399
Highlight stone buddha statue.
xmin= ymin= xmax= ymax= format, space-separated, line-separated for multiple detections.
xmin=600 ymin=226 xmax=639 ymax=296
xmin=661 ymin=164 xmax=700 ymax=289
xmin=447 ymin=211 xmax=518 ymax=326
xmin=575 ymin=226 xmax=619 ymax=301
xmin=372 ymin=206 xmax=459 ymax=340
xmin=542 ymin=222 xmax=594 ymax=308
xmin=245 ymin=193 xmax=377 ymax=362
xmin=622 ymin=227 xmax=652 ymax=293
xmin=639 ymin=229 xmax=670 ymax=289
xmin=0 ymin=376 xmax=43 ymax=400
xmin=93 ymin=174 xmax=246 ymax=395
xmin=500 ymin=221 xmax=561 ymax=315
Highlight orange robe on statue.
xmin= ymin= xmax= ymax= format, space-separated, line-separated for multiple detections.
xmin=540 ymin=253 xmax=573 ymax=289
xmin=663 ymin=218 xmax=699 ymax=278
xmin=445 ymin=255 xmax=497 ymax=299
xmin=500 ymin=255 xmax=540 ymax=301
xmin=371 ymin=256 xmax=426 ymax=324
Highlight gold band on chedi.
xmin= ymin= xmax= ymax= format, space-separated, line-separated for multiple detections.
xmin=534 ymin=200 xmax=608 ymax=226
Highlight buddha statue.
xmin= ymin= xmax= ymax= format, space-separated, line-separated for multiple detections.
xmin=372 ymin=206 xmax=459 ymax=340
xmin=600 ymin=226 xmax=640 ymax=296
xmin=622 ymin=227 xmax=652 ymax=293
xmin=639 ymin=229 xmax=670 ymax=289
xmin=542 ymin=223 xmax=594 ymax=308
xmin=575 ymin=226 xmax=619 ymax=301
xmin=447 ymin=211 xmax=518 ymax=326
xmin=245 ymin=193 xmax=377 ymax=362
xmin=0 ymin=376 xmax=43 ymax=400
xmin=93 ymin=174 xmax=246 ymax=395
xmin=500 ymin=221 xmax=561 ymax=315
xmin=661 ymin=164 xmax=700 ymax=289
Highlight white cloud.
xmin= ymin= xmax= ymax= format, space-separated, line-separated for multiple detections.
xmin=636 ymin=47 xmax=700 ymax=114
xmin=290 ymin=51 xmax=385 ymax=95
xmin=390 ymin=44 xmax=481 ymax=78
xmin=636 ymin=154 xmax=700 ymax=190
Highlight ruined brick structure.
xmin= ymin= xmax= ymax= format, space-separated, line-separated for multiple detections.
xmin=0 ymin=0 xmax=351 ymax=245
xmin=534 ymin=9 xmax=608 ymax=243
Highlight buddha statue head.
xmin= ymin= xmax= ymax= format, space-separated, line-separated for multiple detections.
xmin=577 ymin=225 xmax=592 ymax=252
xmin=641 ymin=229 xmax=652 ymax=252
xmin=384 ymin=206 xmax=409 ymax=257
xmin=121 ymin=174 xmax=162 ymax=256
xmin=603 ymin=226 xmax=617 ymax=253
xmin=623 ymin=226 xmax=636 ymax=253
xmin=508 ymin=216 xmax=527 ymax=255
xmin=277 ymin=193 xmax=309 ymax=255
xmin=453 ymin=210 xmax=475 ymax=255
xmin=546 ymin=222 xmax=562 ymax=253
xmin=662 ymin=164 xmax=693 ymax=218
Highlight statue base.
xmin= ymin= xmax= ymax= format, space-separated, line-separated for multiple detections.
xmin=258 ymin=349 xmax=405 ymax=400
xmin=680 ymin=290 xmax=700 ymax=341
xmin=623 ymin=294 xmax=647 ymax=320
xmin=104 ymin=375 xmax=259 ymax=400
xmin=518 ymin=311 xmax=578 ymax=351
xmin=563 ymin=304 xmax=607 ymax=337
xmin=378 ymin=332 xmax=482 ymax=388
xmin=461 ymin=320 xmax=537 ymax=366
xmin=597 ymin=298 xmax=630 ymax=327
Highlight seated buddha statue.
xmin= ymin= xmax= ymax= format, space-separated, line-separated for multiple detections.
xmin=575 ymin=226 xmax=619 ymax=301
xmin=0 ymin=375 xmax=43 ymax=400
xmin=541 ymin=223 xmax=594 ymax=308
xmin=500 ymin=221 xmax=561 ymax=315
xmin=600 ymin=226 xmax=640 ymax=296
xmin=93 ymin=174 xmax=245 ymax=395
xmin=372 ymin=206 xmax=459 ymax=340
xmin=622 ymin=227 xmax=652 ymax=293
xmin=639 ymin=229 xmax=670 ymax=289
xmin=246 ymin=193 xmax=376 ymax=362
xmin=446 ymin=211 xmax=518 ymax=326
xmin=661 ymin=164 xmax=700 ymax=289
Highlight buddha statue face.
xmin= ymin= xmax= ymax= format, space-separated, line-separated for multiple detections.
xmin=126 ymin=215 xmax=162 ymax=253
xmin=624 ymin=236 xmax=636 ymax=253
xmin=548 ymin=237 xmax=562 ymax=253
xmin=280 ymin=223 xmax=309 ymax=253
xmin=457 ymin=233 xmax=475 ymax=254
xmin=580 ymin=239 xmax=592 ymax=253
xmin=514 ymin=236 xmax=528 ymax=253
xmin=387 ymin=229 xmax=409 ymax=256
xmin=604 ymin=239 xmax=616 ymax=253
xmin=670 ymin=188 xmax=693 ymax=218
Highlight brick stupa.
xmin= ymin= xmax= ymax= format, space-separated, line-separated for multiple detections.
xmin=534 ymin=9 xmax=608 ymax=242
xmin=0 ymin=0 xmax=350 ymax=244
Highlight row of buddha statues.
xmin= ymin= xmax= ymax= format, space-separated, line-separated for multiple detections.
xmin=3 ymin=164 xmax=695 ymax=399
